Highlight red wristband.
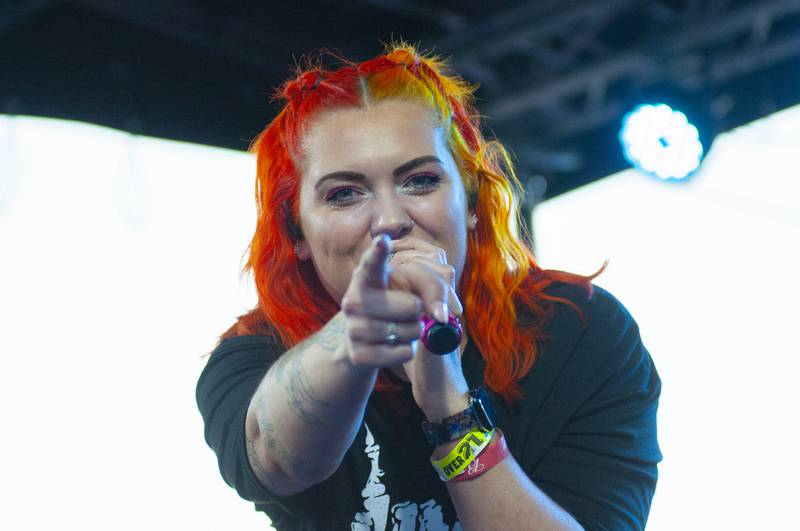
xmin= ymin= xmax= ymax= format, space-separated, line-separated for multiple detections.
xmin=450 ymin=428 xmax=509 ymax=482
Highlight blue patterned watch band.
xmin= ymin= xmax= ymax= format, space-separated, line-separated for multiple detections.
xmin=421 ymin=393 xmax=486 ymax=446
xmin=421 ymin=408 xmax=480 ymax=446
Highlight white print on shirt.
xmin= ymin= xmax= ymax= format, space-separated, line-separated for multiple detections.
xmin=351 ymin=424 xmax=463 ymax=531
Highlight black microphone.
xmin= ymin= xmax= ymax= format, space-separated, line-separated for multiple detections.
xmin=421 ymin=314 xmax=463 ymax=354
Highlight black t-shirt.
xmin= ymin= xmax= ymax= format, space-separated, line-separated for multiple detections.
xmin=196 ymin=282 xmax=662 ymax=530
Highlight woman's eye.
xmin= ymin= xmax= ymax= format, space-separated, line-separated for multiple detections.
xmin=324 ymin=186 xmax=361 ymax=205
xmin=404 ymin=173 xmax=441 ymax=192
xmin=323 ymin=174 xmax=440 ymax=205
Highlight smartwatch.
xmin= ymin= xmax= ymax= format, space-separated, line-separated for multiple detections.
xmin=420 ymin=386 xmax=497 ymax=446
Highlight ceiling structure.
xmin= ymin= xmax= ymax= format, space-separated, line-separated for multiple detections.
xmin=3 ymin=0 xmax=799 ymax=204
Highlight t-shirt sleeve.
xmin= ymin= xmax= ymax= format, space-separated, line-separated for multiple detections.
xmin=529 ymin=285 xmax=662 ymax=531
xmin=195 ymin=334 xmax=312 ymax=517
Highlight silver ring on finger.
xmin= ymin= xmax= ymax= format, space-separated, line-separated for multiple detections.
xmin=386 ymin=321 xmax=399 ymax=346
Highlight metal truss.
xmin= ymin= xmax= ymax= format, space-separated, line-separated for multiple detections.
xmin=8 ymin=0 xmax=798 ymax=183
xmin=0 ymin=0 xmax=53 ymax=37
xmin=440 ymin=0 xmax=800 ymax=140
xmin=43 ymin=0 xmax=800 ymax=144
xmin=62 ymin=0 xmax=289 ymax=74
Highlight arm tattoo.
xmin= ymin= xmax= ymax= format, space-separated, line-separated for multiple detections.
xmin=250 ymin=313 xmax=348 ymax=484
xmin=257 ymin=418 xmax=325 ymax=479
xmin=268 ymin=314 xmax=345 ymax=425
xmin=284 ymin=354 xmax=328 ymax=425
xmin=268 ymin=344 xmax=329 ymax=425
xmin=316 ymin=312 xmax=346 ymax=351
xmin=246 ymin=436 xmax=274 ymax=487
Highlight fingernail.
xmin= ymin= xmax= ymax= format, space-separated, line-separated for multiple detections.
xmin=430 ymin=303 xmax=443 ymax=323
xmin=439 ymin=302 xmax=449 ymax=323
xmin=374 ymin=234 xmax=389 ymax=250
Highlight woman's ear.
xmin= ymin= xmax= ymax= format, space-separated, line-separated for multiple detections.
xmin=295 ymin=240 xmax=312 ymax=261
xmin=468 ymin=210 xmax=478 ymax=230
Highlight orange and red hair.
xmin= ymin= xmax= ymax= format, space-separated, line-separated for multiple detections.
xmin=219 ymin=43 xmax=605 ymax=405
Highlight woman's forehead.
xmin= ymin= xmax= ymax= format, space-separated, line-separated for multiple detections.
xmin=300 ymin=100 xmax=450 ymax=177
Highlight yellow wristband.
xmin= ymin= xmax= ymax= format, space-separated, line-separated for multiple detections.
xmin=430 ymin=428 xmax=494 ymax=481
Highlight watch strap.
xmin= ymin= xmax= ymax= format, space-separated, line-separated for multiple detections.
xmin=421 ymin=406 xmax=480 ymax=446
xmin=420 ymin=386 xmax=494 ymax=446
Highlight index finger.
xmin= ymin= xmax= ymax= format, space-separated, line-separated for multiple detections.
xmin=355 ymin=234 xmax=392 ymax=289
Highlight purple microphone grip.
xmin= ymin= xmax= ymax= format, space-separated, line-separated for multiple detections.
xmin=420 ymin=314 xmax=463 ymax=354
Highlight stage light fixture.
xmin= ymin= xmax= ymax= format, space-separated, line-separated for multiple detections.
xmin=619 ymin=103 xmax=705 ymax=181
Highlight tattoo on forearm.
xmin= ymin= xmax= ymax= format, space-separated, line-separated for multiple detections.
xmin=268 ymin=315 xmax=345 ymax=425
xmin=271 ymin=351 xmax=288 ymax=382
xmin=284 ymin=354 xmax=328 ymax=425
xmin=248 ymin=313 xmax=350 ymax=483
xmin=316 ymin=312 xmax=345 ymax=352
xmin=246 ymin=436 xmax=273 ymax=485
xmin=257 ymin=418 xmax=322 ymax=478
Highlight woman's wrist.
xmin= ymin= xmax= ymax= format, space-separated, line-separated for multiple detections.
xmin=424 ymin=388 xmax=471 ymax=460
xmin=420 ymin=388 xmax=470 ymax=424
xmin=327 ymin=311 xmax=382 ymax=377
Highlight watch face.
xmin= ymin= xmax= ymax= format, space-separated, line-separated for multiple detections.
xmin=471 ymin=387 xmax=496 ymax=430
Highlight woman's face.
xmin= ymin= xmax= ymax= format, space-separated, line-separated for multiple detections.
xmin=295 ymin=99 xmax=472 ymax=304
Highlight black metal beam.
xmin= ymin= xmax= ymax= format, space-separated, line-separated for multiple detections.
xmin=65 ymin=0 xmax=284 ymax=74
xmin=0 ymin=0 xmax=51 ymax=37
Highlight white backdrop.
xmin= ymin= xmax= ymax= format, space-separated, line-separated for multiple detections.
xmin=533 ymin=105 xmax=800 ymax=530
xmin=0 ymin=104 xmax=798 ymax=530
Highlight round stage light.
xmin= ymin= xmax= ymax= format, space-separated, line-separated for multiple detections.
xmin=619 ymin=103 xmax=704 ymax=181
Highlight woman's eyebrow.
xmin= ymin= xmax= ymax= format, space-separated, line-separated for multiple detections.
xmin=314 ymin=155 xmax=443 ymax=192
xmin=314 ymin=171 xmax=365 ymax=192
xmin=392 ymin=155 xmax=443 ymax=177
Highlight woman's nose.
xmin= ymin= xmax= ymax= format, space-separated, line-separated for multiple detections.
xmin=370 ymin=195 xmax=414 ymax=240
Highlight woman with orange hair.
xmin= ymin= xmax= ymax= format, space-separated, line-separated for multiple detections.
xmin=197 ymin=44 xmax=661 ymax=530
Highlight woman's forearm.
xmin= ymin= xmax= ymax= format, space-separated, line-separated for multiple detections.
xmin=434 ymin=439 xmax=584 ymax=530
xmin=245 ymin=311 xmax=377 ymax=494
